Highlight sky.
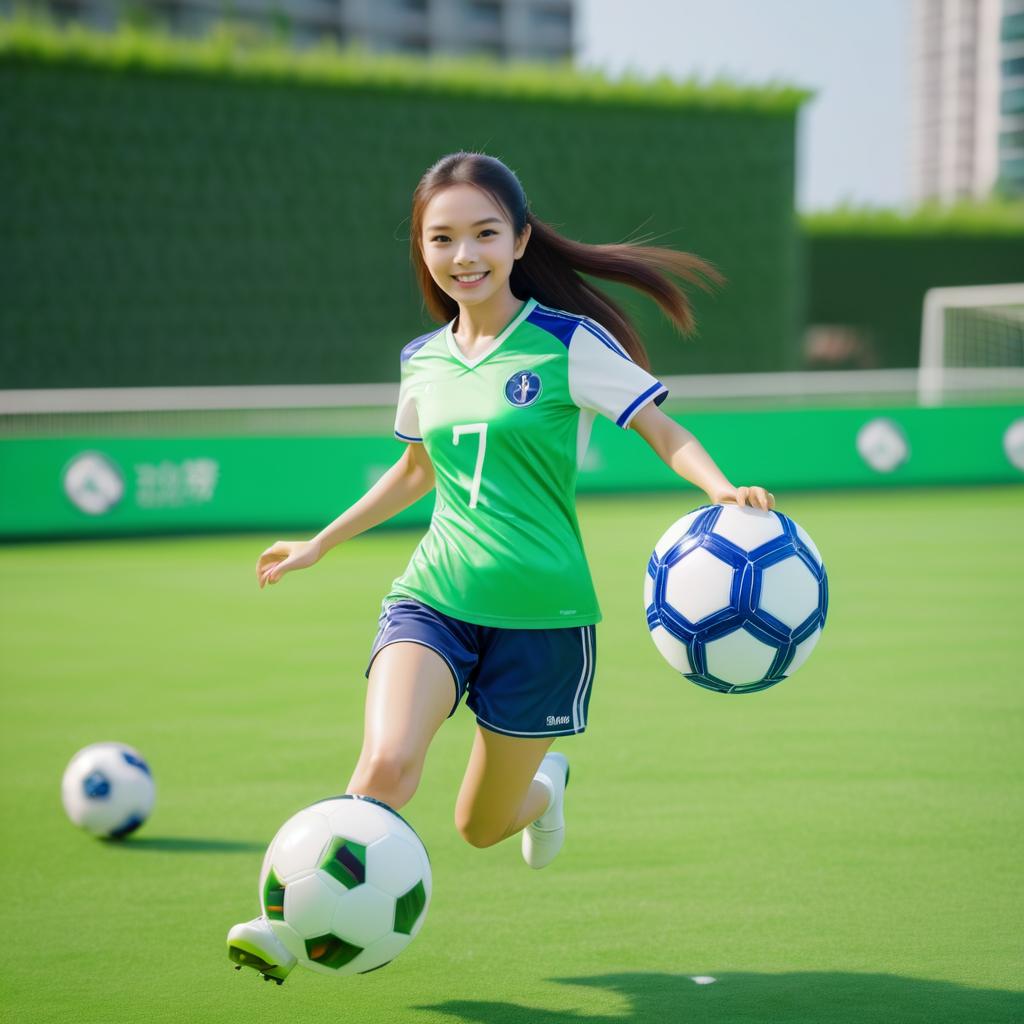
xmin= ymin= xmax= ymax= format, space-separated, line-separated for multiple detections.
xmin=576 ymin=0 xmax=911 ymax=211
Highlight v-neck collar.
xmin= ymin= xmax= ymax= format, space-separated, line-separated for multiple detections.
xmin=445 ymin=296 xmax=537 ymax=369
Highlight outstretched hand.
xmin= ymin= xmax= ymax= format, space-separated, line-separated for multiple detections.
xmin=256 ymin=538 xmax=322 ymax=589
xmin=710 ymin=485 xmax=775 ymax=511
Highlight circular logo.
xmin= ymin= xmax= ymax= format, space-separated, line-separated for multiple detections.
xmin=63 ymin=451 xmax=125 ymax=516
xmin=1003 ymin=418 xmax=1024 ymax=472
xmin=504 ymin=370 xmax=542 ymax=408
xmin=856 ymin=417 xmax=909 ymax=473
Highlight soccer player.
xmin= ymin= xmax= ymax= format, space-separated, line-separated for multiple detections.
xmin=228 ymin=151 xmax=774 ymax=982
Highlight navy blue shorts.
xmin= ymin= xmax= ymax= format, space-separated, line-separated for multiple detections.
xmin=364 ymin=599 xmax=597 ymax=738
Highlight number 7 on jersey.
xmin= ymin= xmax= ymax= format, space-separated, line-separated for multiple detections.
xmin=452 ymin=423 xmax=487 ymax=509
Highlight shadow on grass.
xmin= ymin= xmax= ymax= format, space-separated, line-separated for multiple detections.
xmin=104 ymin=835 xmax=265 ymax=853
xmin=418 ymin=971 xmax=1024 ymax=1024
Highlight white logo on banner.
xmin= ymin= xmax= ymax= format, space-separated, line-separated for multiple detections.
xmin=63 ymin=452 xmax=125 ymax=516
xmin=135 ymin=458 xmax=220 ymax=508
xmin=856 ymin=418 xmax=909 ymax=473
xmin=1003 ymin=419 xmax=1024 ymax=472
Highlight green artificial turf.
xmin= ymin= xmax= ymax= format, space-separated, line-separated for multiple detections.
xmin=1 ymin=486 xmax=1021 ymax=1023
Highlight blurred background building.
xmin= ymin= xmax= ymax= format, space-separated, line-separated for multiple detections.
xmin=2 ymin=0 xmax=575 ymax=60
xmin=1001 ymin=0 xmax=1024 ymax=194
xmin=911 ymin=0 xmax=1024 ymax=203
xmin=1 ymin=0 xmax=1022 ymax=541
xmin=8 ymin=0 xmax=1022 ymax=204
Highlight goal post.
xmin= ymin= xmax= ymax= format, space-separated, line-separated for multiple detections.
xmin=918 ymin=283 xmax=1024 ymax=406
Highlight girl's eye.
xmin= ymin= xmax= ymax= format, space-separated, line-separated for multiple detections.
xmin=430 ymin=230 xmax=497 ymax=243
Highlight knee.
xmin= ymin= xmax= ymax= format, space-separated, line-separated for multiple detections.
xmin=454 ymin=808 xmax=504 ymax=849
xmin=351 ymin=752 xmax=419 ymax=807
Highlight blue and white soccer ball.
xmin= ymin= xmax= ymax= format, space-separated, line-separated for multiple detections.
xmin=260 ymin=795 xmax=431 ymax=977
xmin=61 ymin=741 xmax=155 ymax=838
xmin=645 ymin=504 xmax=828 ymax=694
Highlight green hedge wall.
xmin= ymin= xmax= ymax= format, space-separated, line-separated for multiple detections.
xmin=1 ymin=21 xmax=805 ymax=387
xmin=804 ymin=233 xmax=1024 ymax=369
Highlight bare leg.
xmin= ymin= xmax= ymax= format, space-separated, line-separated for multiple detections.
xmin=454 ymin=726 xmax=555 ymax=848
xmin=346 ymin=642 xmax=456 ymax=810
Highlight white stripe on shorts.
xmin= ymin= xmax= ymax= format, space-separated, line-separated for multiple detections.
xmin=571 ymin=626 xmax=594 ymax=732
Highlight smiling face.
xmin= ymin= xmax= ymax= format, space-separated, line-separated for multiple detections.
xmin=419 ymin=183 xmax=530 ymax=312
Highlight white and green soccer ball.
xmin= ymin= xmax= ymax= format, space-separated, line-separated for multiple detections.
xmin=260 ymin=795 xmax=431 ymax=977
xmin=61 ymin=741 xmax=155 ymax=838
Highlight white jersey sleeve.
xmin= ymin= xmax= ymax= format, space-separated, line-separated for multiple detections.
xmin=567 ymin=320 xmax=669 ymax=427
xmin=393 ymin=357 xmax=422 ymax=443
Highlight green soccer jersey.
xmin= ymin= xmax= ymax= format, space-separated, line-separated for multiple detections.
xmin=385 ymin=295 xmax=668 ymax=628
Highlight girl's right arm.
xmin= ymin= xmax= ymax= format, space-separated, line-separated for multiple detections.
xmin=256 ymin=442 xmax=435 ymax=589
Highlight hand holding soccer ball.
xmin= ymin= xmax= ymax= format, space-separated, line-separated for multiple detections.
xmin=708 ymin=485 xmax=775 ymax=511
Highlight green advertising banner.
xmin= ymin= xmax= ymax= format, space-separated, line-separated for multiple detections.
xmin=1 ymin=405 xmax=1022 ymax=540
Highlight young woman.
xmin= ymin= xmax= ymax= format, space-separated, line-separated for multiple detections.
xmin=228 ymin=151 xmax=774 ymax=982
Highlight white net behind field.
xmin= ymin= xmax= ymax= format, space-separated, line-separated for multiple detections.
xmin=918 ymin=284 xmax=1024 ymax=406
xmin=943 ymin=305 xmax=1024 ymax=367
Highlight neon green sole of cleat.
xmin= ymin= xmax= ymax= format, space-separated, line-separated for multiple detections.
xmin=227 ymin=940 xmax=291 ymax=985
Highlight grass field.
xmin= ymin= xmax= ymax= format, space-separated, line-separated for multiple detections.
xmin=2 ymin=486 xmax=1021 ymax=1024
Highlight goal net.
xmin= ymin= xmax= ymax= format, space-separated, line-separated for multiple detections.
xmin=918 ymin=283 xmax=1024 ymax=406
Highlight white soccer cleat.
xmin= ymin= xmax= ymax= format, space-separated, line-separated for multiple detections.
xmin=227 ymin=916 xmax=297 ymax=985
xmin=522 ymin=752 xmax=570 ymax=870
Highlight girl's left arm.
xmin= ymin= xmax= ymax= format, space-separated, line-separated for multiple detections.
xmin=629 ymin=403 xmax=775 ymax=511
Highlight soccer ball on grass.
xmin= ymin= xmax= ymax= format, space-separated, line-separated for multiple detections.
xmin=61 ymin=741 xmax=155 ymax=838
xmin=260 ymin=795 xmax=431 ymax=977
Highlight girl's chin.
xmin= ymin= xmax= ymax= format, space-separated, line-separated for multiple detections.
xmin=448 ymin=285 xmax=495 ymax=301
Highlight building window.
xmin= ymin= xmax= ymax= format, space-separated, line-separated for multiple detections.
xmin=465 ymin=0 xmax=503 ymax=26
xmin=1000 ymin=130 xmax=1024 ymax=151
xmin=468 ymin=40 xmax=506 ymax=59
xmin=1003 ymin=12 xmax=1024 ymax=42
xmin=395 ymin=34 xmax=430 ymax=53
xmin=999 ymin=157 xmax=1024 ymax=184
xmin=531 ymin=5 xmax=571 ymax=33
xmin=1002 ymin=87 xmax=1024 ymax=115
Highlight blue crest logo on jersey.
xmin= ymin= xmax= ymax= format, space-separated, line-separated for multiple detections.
xmin=504 ymin=370 xmax=542 ymax=408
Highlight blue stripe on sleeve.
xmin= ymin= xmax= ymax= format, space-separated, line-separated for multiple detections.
xmin=401 ymin=325 xmax=446 ymax=363
xmin=395 ymin=430 xmax=423 ymax=442
xmin=579 ymin=319 xmax=630 ymax=358
xmin=616 ymin=382 xmax=668 ymax=427
xmin=528 ymin=304 xmax=632 ymax=359
xmin=525 ymin=305 xmax=579 ymax=348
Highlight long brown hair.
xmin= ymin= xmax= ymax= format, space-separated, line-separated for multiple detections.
xmin=409 ymin=151 xmax=724 ymax=370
